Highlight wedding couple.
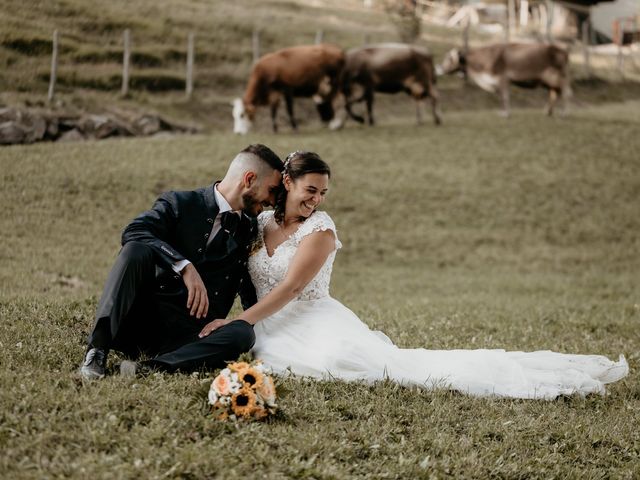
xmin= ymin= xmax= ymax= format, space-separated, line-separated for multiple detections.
xmin=80 ymin=144 xmax=628 ymax=399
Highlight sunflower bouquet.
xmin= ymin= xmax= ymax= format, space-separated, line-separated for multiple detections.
xmin=208 ymin=360 xmax=277 ymax=421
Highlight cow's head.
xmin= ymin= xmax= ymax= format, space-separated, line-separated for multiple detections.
xmin=315 ymin=100 xmax=335 ymax=123
xmin=438 ymin=49 xmax=465 ymax=76
xmin=312 ymin=75 xmax=336 ymax=123
xmin=232 ymin=98 xmax=254 ymax=135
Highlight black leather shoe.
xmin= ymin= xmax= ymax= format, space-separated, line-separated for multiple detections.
xmin=119 ymin=360 xmax=157 ymax=378
xmin=80 ymin=347 xmax=108 ymax=380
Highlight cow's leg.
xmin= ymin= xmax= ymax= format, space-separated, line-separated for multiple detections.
xmin=428 ymin=85 xmax=442 ymax=126
xmin=546 ymin=89 xmax=558 ymax=117
xmin=284 ymin=91 xmax=298 ymax=131
xmin=499 ymin=78 xmax=510 ymax=118
xmin=329 ymin=92 xmax=347 ymax=130
xmin=365 ymin=88 xmax=375 ymax=126
xmin=269 ymin=98 xmax=280 ymax=133
xmin=407 ymin=82 xmax=426 ymax=125
xmin=345 ymin=83 xmax=367 ymax=124
xmin=345 ymin=100 xmax=365 ymax=124
xmin=415 ymin=99 xmax=424 ymax=124
xmin=560 ymin=80 xmax=572 ymax=116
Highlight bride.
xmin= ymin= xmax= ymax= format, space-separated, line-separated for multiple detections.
xmin=198 ymin=151 xmax=629 ymax=399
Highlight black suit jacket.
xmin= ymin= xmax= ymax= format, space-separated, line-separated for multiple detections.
xmin=121 ymin=183 xmax=258 ymax=319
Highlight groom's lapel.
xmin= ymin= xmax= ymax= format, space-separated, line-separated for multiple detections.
xmin=203 ymin=182 xmax=221 ymax=219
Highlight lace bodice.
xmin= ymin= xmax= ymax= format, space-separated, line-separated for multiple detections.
xmin=248 ymin=210 xmax=342 ymax=301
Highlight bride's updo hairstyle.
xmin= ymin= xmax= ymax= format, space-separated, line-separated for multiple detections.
xmin=274 ymin=151 xmax=331 ymax=225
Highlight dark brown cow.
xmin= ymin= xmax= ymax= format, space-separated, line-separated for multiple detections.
xmin=332 ymin=43 xmax=442 ymax=129
xmin=438 ymin=43 xmax=571 ymax=116
xmin=233 ymin=44 xmax=345 ymax=134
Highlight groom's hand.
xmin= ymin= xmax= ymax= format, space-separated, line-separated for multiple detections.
xmin=182 ymin=263 xmax=209 ymax=319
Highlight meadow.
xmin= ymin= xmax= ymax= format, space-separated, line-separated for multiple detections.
xmin=1 ymin=99 xmax=639 ymax=478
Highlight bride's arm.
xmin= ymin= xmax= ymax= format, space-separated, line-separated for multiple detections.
xmin=198 ymin=229 xmax=336 ymax=337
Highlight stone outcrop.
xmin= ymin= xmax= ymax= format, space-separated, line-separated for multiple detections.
xmin=0 ymin=107 xmax=199 ymax=145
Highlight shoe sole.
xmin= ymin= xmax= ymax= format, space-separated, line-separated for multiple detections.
xmin=120 ymin=360 xmax=137 ymax=378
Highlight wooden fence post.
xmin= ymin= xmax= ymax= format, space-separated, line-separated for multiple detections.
xmin=121 ymin=29 xmax=130 ymax=97
xmin=315 ymin=29 xmax=324 ymax=44
xmin=519 ymin=0 xmax=529 ymax=28
xmin=505 ymin=4 xmax=511 ymax=43
xmin=545 ymin=0 xmax=554 ymax=42
xmin=616 ymin=20 xmax=625 ymax=77
xmin=186 ymin=32 xmax=195 ymax=98
xmin=463 ymin=19 xmax=470 ymax=52
xmin=462 ymin=19 xmax=470 ymax=84
xmin=48 ymin=30 xmax=59 ymax=104
xmin=582 ymin=20 xmax=591 ymax=77
xmin=252 ymin=28 xmax=261 ymax=64
xmin=508 ymin=0 xmax=516 ymax=37
xmin=636 ymin=18 xmax=640 ymax=68
xmin=538 ymin=4 xmax=547 ymax=36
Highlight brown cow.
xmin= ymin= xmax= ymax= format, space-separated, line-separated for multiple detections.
xmin=438 ymin=43 xmax=571 ymax=116
xmin=233 ymin=44 xmax=345 ymax=134
xmin=331 ymin=43 xmax=442 ymax=129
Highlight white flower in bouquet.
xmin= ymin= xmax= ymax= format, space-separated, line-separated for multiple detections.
xmin=207 ymin=389 xmax=218 ymax=406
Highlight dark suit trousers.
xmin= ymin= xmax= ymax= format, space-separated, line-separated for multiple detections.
xmin=88 ymin=241 xmax=255 ymax=372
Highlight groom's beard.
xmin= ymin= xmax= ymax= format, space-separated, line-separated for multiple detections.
xmin=241 ymin=191 xmax=263 ymax=217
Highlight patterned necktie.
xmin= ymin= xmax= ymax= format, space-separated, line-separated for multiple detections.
xmin=209 ymin=211 xmax=240 ymax=255
xmin=220 ymin=211 xmax=240 ymax=237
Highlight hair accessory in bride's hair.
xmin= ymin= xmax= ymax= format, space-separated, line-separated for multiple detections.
xmin=283 ymin=151 xmax=303 ymax=173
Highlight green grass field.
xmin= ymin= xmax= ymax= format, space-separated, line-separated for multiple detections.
xmin=1 ymin=102 xmax=639 ymax=478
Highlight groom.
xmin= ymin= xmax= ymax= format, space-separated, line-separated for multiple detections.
xmin=80 ymin=144 xmax=284 ymax=380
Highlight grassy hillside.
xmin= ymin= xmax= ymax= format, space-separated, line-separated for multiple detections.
xmin=1 ymin=102 xmax=639 ymax=477
xmin=2 ymin=0 xmax=640 ymax=132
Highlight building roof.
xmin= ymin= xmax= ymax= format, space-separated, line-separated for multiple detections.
xmin=561 ymin=0 xmax=614 ymax=5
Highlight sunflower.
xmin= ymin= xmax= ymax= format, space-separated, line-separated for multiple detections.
xmin=231 ymin=387 xmax=258 ymax=418
xmin=228 ymin=361 xmax=250 ymax=373
xmin=252 ymin=406 xmax=269 ymax=420
xmin=238 ymin=367 xmax=264 ymax=389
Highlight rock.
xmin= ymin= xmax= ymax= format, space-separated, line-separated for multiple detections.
xmin=45 ymin=116 xmax=59 ymax=139
xmin=22 ymin=115 xmax=47 ymax=143
xmin=58 ymin=115 xmax=81 ymax=131
xmin=58 ymin=129 xmax=85 ymax=142
xmin=0 ymin=121 xmax=28 ymax=144
xmin=78 ymin=114 xmax=134 ymax=139
xmin=0 ymin=107 xmax=19 ymax=123
xmin=0 ymin=107 xmax=198 ymax=145
xmin=132 ymin=114 xmax=163 ymax=136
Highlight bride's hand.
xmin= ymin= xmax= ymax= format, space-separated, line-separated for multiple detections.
xmin=198 ymin=318 xmax=231 ymax=338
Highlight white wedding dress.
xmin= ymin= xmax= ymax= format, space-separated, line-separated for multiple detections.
xmin=249 ymin=211 xmax=628 ymax=399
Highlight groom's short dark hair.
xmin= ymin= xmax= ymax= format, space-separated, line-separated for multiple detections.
xmin=241 ymin=144 xmax=284 ymax=172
